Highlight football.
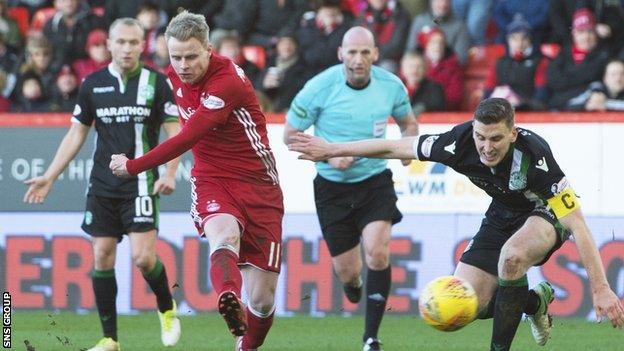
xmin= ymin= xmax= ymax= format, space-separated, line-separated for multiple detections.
xmin=418 ymin=275 xmax=478 ymax=332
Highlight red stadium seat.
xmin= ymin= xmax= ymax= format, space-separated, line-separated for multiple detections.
xmin=30 ymin=7 xmax=56 ymax=34
xmin=7 ymin=6 xmax=29 ymax=36
xmin=242 ymin=45 xmax=266 ymax=69
xmin=465 ymin=44 xmax=505 ymax=78
xmin=540 ymin=43 xmax=561 ymax=60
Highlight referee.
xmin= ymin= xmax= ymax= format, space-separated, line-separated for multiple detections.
xmin=24 ymin=18 xmax=181 ymax=351
xmin=284 ymin=26 xmax=418 ymax=351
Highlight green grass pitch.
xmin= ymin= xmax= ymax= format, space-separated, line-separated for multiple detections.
xmin=10 ymin=312 xmax=622 ymax=350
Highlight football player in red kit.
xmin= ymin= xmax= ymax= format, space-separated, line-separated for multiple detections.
xmin=110 ymin=11 xmax=283 ymax=351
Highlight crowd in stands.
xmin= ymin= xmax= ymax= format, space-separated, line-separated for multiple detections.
xmin=1 ymin=0 xmax=623 ymax=114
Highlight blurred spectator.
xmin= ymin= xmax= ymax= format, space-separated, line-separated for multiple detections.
xmin=17 ymin=36 xmax=56 ymax=97
xmin=0 ymin=0 xmax=24 ymax=49
xmin=397 ymin=0 xmax=428 ymax=18
xmin=50 ymin=64 xmax=78 ymax=111
xmin=493 ymin=0 xmax=550 ymax=45
xmin=257 ymin=33 xmax=311 ymax=112
xmin=0 ymin=69 xmax=10 ymax=111
xmin=164 ymin=0 xmax=224 ymax=27
xmin=246 ymin=0 xmax=309 ymax=50
xmin=43 ymin=0 xmax=105 ymax=73
xmin=136 ymin=1 xmax=162 ymax=58
xmin=484 ymin=15 xmax=549 ymax=111
xmin=215 ymin=33 xmax=262 ymax=87
xmin=592 ymin=0 xmax=624 ymax=55
xmin=406 ymin=0 xmax=470 ymax=64
xmin=356 ymin=0 xmax=411 ymax=73
xmin=104 ymin=0 xmax=166 ymax=26
xmin=0 ymin=32 xmax=20 ymax=97
xmin=568 ymin=59 xmax=624 ymax=111
xmin=418 ymin=26 xmax=463 ymax=110
xmin=451 ymin=0 xmax=493 ymax=46
xmin=546 ymin=8 xmax=611 ymax=110
xmin=143 ymin=28 xmax=168 ymax=73
xmin=72 ymin=29 xmax=110 ymax=81
xmin=7 ymin=0 xmax=51 ymax=18
xmin=296 ymin=0 xmax=351 ymax=74
xmin=548 ymin=0 xmax=583 ymax=45
xmin=211 ymin=0 xmax=257 ymax=44
xmin=400 ymin=50 xmax=446 ymax=113
xmin=11 ymin=70 xmax=52 ymax=112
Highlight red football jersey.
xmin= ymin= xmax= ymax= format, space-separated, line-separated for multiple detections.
xmin=127 ymin=54 xmax=279 ymax=185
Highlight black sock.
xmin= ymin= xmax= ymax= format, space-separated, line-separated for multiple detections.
xmin=92 ymin=269 xmax=118 ymax=341
xmin=478 ymin=288 xmax=540 ymax=319
xmin=143 ymin=258 xmax=173 ymax=312
xmin=363 ymin=265 xmax=391 ymax=342
xmin=491 ymin=276 xmax=529 ymax=351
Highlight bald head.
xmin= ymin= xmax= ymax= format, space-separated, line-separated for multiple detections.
xmin=338 ymin=26 xmax=378 ymax=88
xmin=342 ymin=26 xmax=376 ymax=47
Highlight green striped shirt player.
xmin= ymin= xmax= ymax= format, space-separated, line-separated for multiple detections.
xmin=72 ymin=63 xmax=179 ymax=198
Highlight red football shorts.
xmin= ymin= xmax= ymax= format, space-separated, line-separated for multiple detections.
xmin=190 ymin=176 xmax=284 ymax=273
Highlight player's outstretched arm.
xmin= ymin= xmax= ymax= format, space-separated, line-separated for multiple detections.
xmin=288 ymin=133 xmax=418 ymax=161
xmin=23 ymin=122 xmax=90 ymax=204
xmin=560 ymin=209 xmax=624 ymax=328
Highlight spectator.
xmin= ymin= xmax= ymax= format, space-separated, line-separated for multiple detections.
xmin=451 ymin=0 xmax=493 ymax=46
xmin=399 ymin=50 xmax=446 ymax=113
xmin=43 ymin=0 xmax=105 ymax=73
xmin=211 ymin=0 xmax=257 ymax=44
xmin=546 ymin=8 xmax=611 ymax=110
xmin=215 ymin=33 xmax=262 ymax=87
xmin=493 ymin=0 xmax=550 ymax=45
xmin=484 ymin=15 xmax=549 ymax=111
xmin=104 ymin=0 xmax=167 ymax=26
xmin=568 ymin=59 xmax=624 ymax=111
xmin=0 ymin=0 xmax=24 ymax=49
xmin=356 ymin=0 xmax=411 ymax=73
xmin=592 ymin=0 xmax=624 ymax=55
xmin=164 ymin=0 xmax=224 ymax=27
xmin=246 ymin=0 xmax=309 ymax=50
xmin=11 ymin=70 xmax=52 ymax=112
xmin=50 ymin=64 xmax=78 ymax=111
xmin=0 ymin=69 xmax=10 ymax=111
xmin=72 ymin=29 xmax=110 ymax=81
xmin=7 ymin=0 xmax=51 ymax=19
xmin=258 ymin=32 xmax=311 ymax=112
xmin=0 ymin=32 xmax=20 ymax=97
xmin=419 ymin=26 xmax=463 ymax=110
xmin=144 ymin=28 xmax=169 ymax=73
xmin=406 ymin=0 xmax=470 ymax=64
xmin=137 ymin=1 xmax=161 ymax=59
xmin=398 ymin=0 xmax=428 ymax=18
xmin=549 ymin=0 xmax=583 ymax=45
xmin=296 ymin=0 xmax=352 ymax=74
xmin=17 ymin=36 xmax=56 ymax=99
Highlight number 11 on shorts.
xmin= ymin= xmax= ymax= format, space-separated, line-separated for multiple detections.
xmin=268 ymin=242 xmax=281 ymax=269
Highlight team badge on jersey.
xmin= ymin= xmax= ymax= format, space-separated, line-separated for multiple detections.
xmin=206 ymin=200 xmax=221 ymax=212
xmin=201 ymin=94 xmax=225 ymax=110
xmin=139 ymin=85 xmax=155 ymax=101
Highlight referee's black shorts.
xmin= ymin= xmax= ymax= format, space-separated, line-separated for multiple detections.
xmin=313 ymin=169 xmax=402 ymax=257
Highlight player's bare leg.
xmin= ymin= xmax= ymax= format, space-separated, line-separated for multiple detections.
xmin=88 ymin=237 xmax=120 ymax=351
xmin=454 ymin=262 xmax=498 ymax=319
xmin=236 ymin=266 xmax=279 ymax=350
xmin=204 ymin=214 xmax=247 ymax=336
xmin=129 ymin=230 xmax=180 ymax=346
xmin=332 ymin=245 xmax=363 ymax=303
xmin=361 ymin=220 xmax=392 ymax=351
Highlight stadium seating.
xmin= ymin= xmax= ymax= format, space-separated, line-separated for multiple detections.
xmin=30 ymin=7 xmax=55 ymax=34
xmin=242 ymin=45 xmax=266 ymax=69
xmin=7 ymin=6 xmax=29 ymax=36
xmin=461 ymin=44 xmax=505 ymax=111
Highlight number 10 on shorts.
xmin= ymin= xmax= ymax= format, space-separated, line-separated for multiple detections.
xmin=268 ymin=242 xmax=281 ymax=269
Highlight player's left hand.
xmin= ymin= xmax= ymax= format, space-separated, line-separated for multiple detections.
xmin=593 ymin=285 xmax=624 ymax=328
xmin=110 ymin=154 xmax=131 ymax=178
xmin=287 ymin=133 xmax=332 ymax=161
xmin=153 ymin=176 xmax=176 ymax=195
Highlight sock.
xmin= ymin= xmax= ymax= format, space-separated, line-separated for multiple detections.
xmin=477 ymin=288 xmax=540 ymax=319
xmin=210 ymin=248 xmax=242 ymax=297
xmin=490 ymin=276 xmax=529 ymax=351
xmin=92 ymin=269 xmax=118 ymax=341
xmin=242 ymin=306 xmax=274 ymax=349
xmin=363 ymin=265 xmax=391 ymax=342
xmin=142 ymin=258 xmax=173 ymax=312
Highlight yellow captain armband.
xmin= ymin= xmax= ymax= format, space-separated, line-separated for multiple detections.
xmin=546 ymin=187 xmax=580 ymax=218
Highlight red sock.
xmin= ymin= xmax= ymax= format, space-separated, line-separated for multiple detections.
xmin=209 ymin=249 xmax=242 ymax=297
xmin=242 ymin=307 xmax=274 ymax=349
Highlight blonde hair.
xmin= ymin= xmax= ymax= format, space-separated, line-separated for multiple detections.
xmin=109 ymin=17 xmax=145 ymax=38
xmin=165 ymin=11 xmax=209 ymax=46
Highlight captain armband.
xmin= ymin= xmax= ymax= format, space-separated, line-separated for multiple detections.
xmin=546 ymin=187 xmax=580 ymax=218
